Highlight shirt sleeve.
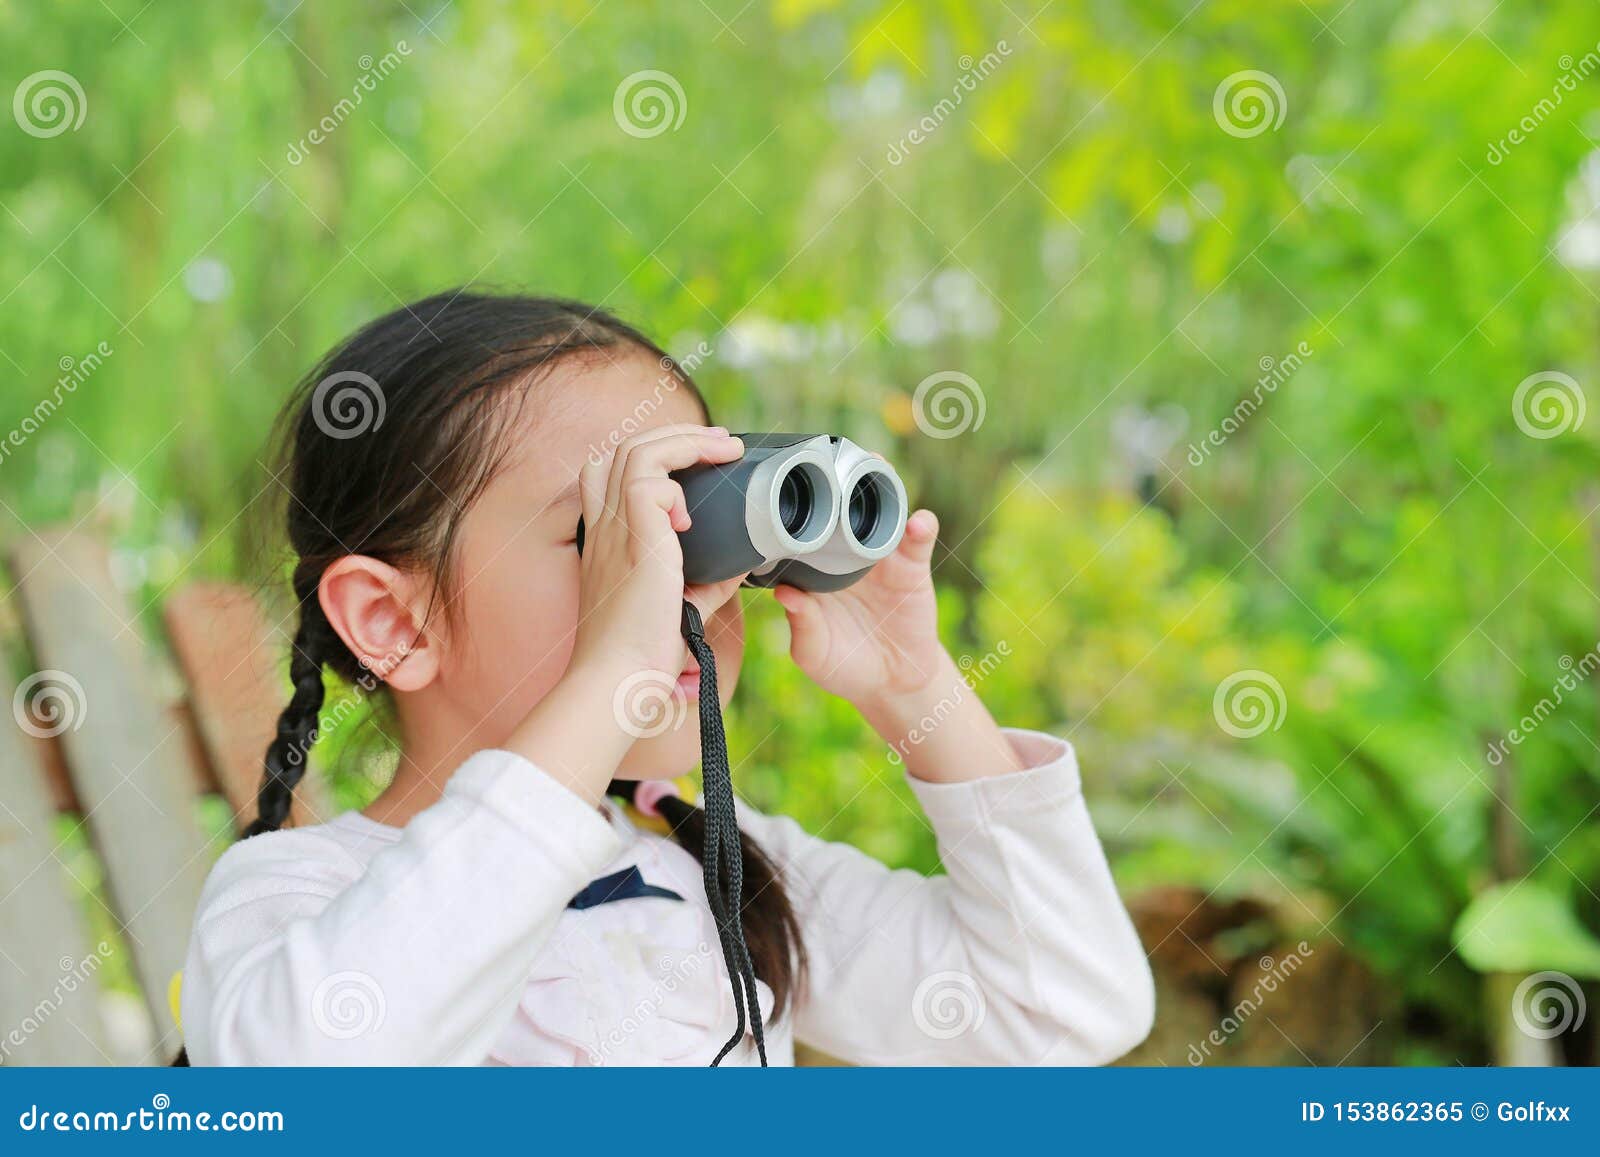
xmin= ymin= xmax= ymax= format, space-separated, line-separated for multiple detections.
xmin=737 ymin=729 xmax=1154 ymax=1066
xmin=181 ymin=751 xmax=619 ymax=1065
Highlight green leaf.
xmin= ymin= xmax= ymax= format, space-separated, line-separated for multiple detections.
xmin=1453 ymin=880 xmax=1600 ymax=978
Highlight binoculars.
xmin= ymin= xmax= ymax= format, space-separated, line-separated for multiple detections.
xmin=577 ymin=434 xmax=908 ymax=592
xmin=676 ymin=434 xmax=908 ymax=591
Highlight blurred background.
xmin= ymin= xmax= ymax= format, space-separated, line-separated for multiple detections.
xmin=3 ymin=0 xmax=1600 ymax=1066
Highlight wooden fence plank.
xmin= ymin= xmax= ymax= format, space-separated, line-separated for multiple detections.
xmin=0 ymin=663 xmax=112 ymax=1065
xmin=9 ymin=529 xmax=214 ymax=1053
xmin=163 ymin=583 xmax=330 ymax=831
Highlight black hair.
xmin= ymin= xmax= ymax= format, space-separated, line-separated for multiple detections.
xmin=174 ymin=290 xmax=804 ymax=1065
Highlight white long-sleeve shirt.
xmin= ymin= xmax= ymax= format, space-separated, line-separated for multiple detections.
xmin=181 ymin=728 xmax=1154 ymax=1066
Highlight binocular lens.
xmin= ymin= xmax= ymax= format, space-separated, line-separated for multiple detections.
xmin=848 ymin=477 xmax=879 ymax=542
xmin=774 ymin=462 xmax=832 ymax=545
xmin=778 ymin=468 xmax=810 ymax=538
xmin=847 ymin=472 xmax=899 ymax=549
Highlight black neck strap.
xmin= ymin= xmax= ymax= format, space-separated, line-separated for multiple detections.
xmin=680 ymin=600 xmax=768 ymax=1066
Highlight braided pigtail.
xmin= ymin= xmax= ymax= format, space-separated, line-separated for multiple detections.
xmin=244 ymin=600 xmax=328 ymax=837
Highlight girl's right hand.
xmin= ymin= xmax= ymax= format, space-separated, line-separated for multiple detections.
xmin=568 ymin=424 xmax=746 ymax=687
xmin=507 ymin=424 xmax=745 ymax=802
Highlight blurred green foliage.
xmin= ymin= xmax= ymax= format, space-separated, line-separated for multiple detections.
xmin=5 ymin=0 xmax=1600 ymax=1063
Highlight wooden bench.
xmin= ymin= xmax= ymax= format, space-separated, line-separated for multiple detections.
xmin=0 ymin=526 xmax=326 ymax=1065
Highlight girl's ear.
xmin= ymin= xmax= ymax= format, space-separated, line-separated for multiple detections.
xmin=317 ymin=555 xmax=439 ymax=692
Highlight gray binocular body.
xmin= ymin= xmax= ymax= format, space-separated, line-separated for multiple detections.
xmin=675 ymin=434 xmax=908 ymax=591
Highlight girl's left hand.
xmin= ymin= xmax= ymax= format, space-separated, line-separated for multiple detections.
xmin=772 ymin=508 xmax=946 ymax=712
xmin=775 ymin=505 xmax=1022 ymax=783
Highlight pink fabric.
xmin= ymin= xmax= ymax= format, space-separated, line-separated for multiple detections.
xmin=632 ymin=779 xmax=681 ymax=818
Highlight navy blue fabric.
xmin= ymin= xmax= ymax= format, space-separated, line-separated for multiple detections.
xmin=567 ymin=865 xmax=685 ymax=910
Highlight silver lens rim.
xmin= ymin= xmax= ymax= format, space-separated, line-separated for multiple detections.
xmin=744 ymin=441 xmax=838 ymax=560
xmin=838 ymin=460 xmax=907 ymax=561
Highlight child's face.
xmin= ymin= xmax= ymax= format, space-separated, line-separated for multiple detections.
xmin=434 ymin=350 xmax=744 ymax=780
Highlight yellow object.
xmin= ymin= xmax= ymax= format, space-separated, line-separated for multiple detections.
xmin=622 ymin=774 xmax=699 ymax=835
xmin=168 ymin=971 xmax=184 ymax=1032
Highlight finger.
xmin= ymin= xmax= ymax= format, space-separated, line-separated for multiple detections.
xmin=686 ymin=573 xmax=747 ymax=620
xmin=620 ymin=431 xmax=743 ymax=492
xmin=578 ymin=452 xmax=612 ymax=535
xmin=622 ymin=476 xmax=688 ymax=538
xmin=773 ymin=584 xmax=827 ymax=669
xmin=606 ymin=424 xmax=727 ymax=514
xmin=898 ymin=508 xmax=938 ymax=566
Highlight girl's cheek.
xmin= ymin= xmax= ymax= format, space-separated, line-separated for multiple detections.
xmin=468 ymin=555 xmax=582 ymax=707
xmin=708 ymin=598 xmax=746 ymax=696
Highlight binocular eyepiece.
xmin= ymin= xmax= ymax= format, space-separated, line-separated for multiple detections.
xmin=576 ymin=434 xmax=908 ymax=592
xmin=675 ymin=434 xmax=908 ymax=591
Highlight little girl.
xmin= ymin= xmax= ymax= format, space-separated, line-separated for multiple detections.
xmin=180 ymin=291 xmax=1154 ymax=1066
